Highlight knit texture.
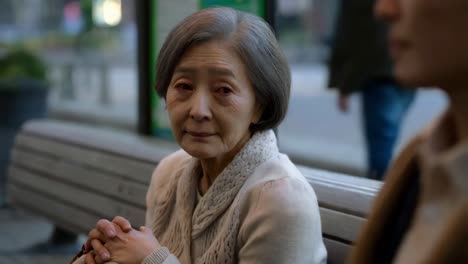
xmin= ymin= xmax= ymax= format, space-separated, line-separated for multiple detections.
xmin=144 ymin=247 xmax=170 ymax=264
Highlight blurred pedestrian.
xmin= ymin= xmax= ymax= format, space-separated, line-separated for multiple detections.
xmin=328 ymin=0 xmax=416 ymax=180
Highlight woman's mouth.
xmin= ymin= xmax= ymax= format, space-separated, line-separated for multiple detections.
xmin=186 ymin=131 xmax=215 ymax=137
xmin=389 ymin=38 xmax=409 ymax=60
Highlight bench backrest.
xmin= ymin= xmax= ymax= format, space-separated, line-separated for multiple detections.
xmin=7 ymin=120 xmax=381 ymax=264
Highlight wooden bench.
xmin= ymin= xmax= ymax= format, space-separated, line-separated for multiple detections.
xmin=7 ymin=119 xmax=381 ymax=264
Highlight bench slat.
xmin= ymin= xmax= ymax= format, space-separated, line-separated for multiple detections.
xmin=9 ymin=185 xmax=100 ymax=234
xmin=22 ymin=120 xmax=176 ymax=164
xmin=12 ymin=149 xmax=147 ymax=206
xmin=301 ymin=166 xmax=381 ymax=218
xmin=324 ymin=238 xmax=351 ymax=264
xmin=15 ymin=134 xmax=155 ymax=184
xmin=9 ymin=166 xmax=146 ymax=226
xmin=320 ymin=207 xmax=364 ymax=243
xmin=301 ymin=166 xmax=382 ymax=191
xmin=307 ymin=176 xmax=377 ymax=217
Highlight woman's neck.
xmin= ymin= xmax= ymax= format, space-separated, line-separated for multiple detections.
xmin=197 ymin=133 xmax=252 ymax=195
xmin=198 ymin=158 xmax=230 ymax=195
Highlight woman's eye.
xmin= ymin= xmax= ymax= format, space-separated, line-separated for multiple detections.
xmin=176 ymin=83 xmax=192 ymax=91
xmin=218 ymin=87 xmax=233 ymax=95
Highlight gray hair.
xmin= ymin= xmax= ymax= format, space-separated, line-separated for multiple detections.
xmin=155 ymin=7 xmax=291 ymax=132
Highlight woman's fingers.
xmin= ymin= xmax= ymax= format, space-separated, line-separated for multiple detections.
xmin=85 ymin=252 xmax=96 ymax=264
xmin=112 ymin=216 xmax=132 ymax=232
xmin=85 ymin=228 xmax=107 ymax=251
xmin=85 ymin=219 xmax=117 ymax=250
xmin=94 ymin=253 xmax=105 ymax=264
xmin=139 ymin=226 xmax=152 ymax=233
xmin=82 ymin=217 xmax=133 ymax=263
xmin=91 ymin=239 xmax=111 ymax=262
xmin=84 ymin=252 xmax=104 ymax=264
xmin=96 ymin=219 xmax=117 ymax=238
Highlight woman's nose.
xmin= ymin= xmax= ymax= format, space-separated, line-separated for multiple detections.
xmin=189 ymin=91 xmax=212 ymax=121
xmin=374 ymin=0 xmax=399 ymax=22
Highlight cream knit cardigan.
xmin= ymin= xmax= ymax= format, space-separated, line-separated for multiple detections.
xmin=143 ymin=130 xmax=327 ymax=264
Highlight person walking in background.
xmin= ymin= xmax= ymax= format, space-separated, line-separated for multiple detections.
xmin=328 ymin=0 xmax=416 ymax=180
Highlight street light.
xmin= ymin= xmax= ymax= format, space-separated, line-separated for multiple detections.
xmin=93 ymin=0 xmax=122 ymax=27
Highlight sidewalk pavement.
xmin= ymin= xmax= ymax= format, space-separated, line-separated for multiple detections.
xmin=0 ymin=206 xmax=83 ymax=264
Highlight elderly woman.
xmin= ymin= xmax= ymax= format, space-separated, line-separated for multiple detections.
xmin=350 ymin=0 xmax=468 ymax=263
xmin=72 ymin=7 xmax=327 ymax=264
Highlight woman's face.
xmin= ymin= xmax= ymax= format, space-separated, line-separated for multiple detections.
xmin=375 ymin=0 xmax=468 ymax=88
xmin=166 ymin=40 xmax=261 ymax=161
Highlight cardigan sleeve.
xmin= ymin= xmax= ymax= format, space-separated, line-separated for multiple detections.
xmin=238 ymin=177 xmax=327 ymax=264
xmin=142 ymin=247 xmax=180 ymax=264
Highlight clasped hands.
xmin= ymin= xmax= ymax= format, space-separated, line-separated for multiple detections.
xmin=82 ymin=216 xmax=161 ymax=264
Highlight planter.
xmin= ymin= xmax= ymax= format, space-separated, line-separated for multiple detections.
xmin=0 ymin=79 xmax=47 ymax=205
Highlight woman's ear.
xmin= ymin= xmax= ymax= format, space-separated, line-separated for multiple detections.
xmin=251 ymin=104 xmax=264 ymax=124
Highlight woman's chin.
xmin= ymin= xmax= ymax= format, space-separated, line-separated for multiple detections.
xmin=182 ymin=146 xmax=215 ymax=160
xmin=395 ymin=68 xmax=430 ymax=88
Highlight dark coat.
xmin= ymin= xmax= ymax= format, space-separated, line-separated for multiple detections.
xmin=328 ymin=0 xmax=393 ymax=95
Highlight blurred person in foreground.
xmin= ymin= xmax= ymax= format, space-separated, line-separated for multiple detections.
xmin=350 ymin=0 xmax=468 ymax=262
xmin=328 ymin=0 xmax=416 ymax=180
xmin=72 ymin=7 xmax=327 ymax=264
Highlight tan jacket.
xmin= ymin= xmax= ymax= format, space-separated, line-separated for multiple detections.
xmin=350 ymin=111 xmax=468 ymax=263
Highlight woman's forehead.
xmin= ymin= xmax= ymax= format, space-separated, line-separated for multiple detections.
xmin=174 ymin=41 xmax=246 ymax=76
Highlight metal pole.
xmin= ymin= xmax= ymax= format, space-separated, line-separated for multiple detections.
xmin=265 ymin=0 xmax=278 ymax=137
xmin=136 ymin=0 xmax=152 ymax=135
xmin=265 ymin=0 xmax=277 ymax=35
